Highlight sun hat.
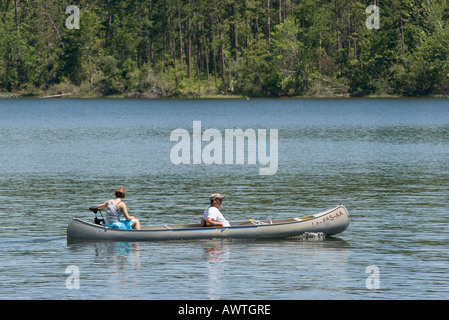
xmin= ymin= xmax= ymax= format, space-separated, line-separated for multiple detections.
xmin=209 ymin=193 xmax=225 ymax=201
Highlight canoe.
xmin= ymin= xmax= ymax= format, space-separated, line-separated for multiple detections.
xmin=67 ymin=205 xmax=349 ymax=242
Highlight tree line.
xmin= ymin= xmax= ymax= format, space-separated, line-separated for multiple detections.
xmin=1 ymin=0 xmax=449 ymax=98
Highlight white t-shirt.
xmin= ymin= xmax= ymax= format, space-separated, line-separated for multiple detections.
xmin=203 ymin=206 xmax=230 ymax=227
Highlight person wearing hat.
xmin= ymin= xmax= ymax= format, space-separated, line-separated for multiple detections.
xmin=201 ymin=193 xmax=230 ymax=227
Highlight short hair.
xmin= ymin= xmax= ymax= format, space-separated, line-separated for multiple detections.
xmin=115 ymin=187 xmax=126 ymax=198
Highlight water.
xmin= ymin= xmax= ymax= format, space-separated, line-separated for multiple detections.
xmin=0 ymin=98 xmax=448 ymax=300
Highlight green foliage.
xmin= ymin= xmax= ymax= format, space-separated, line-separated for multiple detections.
xmin=1 ymin=0 xmax=448 ymax=97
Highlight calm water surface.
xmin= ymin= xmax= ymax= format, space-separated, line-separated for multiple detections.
xmin=0 ymin=98 xmax=448 ymax=299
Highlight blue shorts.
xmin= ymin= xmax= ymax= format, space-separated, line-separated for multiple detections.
xmin=105 ymin=219 xmax=134 ymax=230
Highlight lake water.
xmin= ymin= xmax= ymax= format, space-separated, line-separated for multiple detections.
xmin=0 ymin=98 xmax=448 ymax=300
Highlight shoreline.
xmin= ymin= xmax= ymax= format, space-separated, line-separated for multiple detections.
xmin=2 ymin=91 xmax=449 ymax=100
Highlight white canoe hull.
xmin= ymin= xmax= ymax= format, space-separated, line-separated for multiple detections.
xmin=67 ymin=205 xmax=349 ymax=242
